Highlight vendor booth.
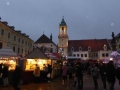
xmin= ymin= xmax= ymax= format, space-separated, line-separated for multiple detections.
xmin=23 ymin=47 xmax=55 ymax=83
xmin=0 ymin=46 xmax=18 ymax=70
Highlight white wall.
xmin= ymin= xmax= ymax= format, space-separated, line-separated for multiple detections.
xmin=34 ymin=43 xmax=57 ymax=52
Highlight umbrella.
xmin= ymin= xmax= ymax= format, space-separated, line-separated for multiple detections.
xmin=104 ymin=51 xmax=120 ymax=68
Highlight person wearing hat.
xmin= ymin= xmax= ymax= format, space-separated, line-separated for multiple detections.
xmin=106 ymin=59 xmax=116 ymax=90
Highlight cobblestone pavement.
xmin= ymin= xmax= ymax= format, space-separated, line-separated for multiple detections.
xmin=0 ymin=73 xmax=120 ymax=90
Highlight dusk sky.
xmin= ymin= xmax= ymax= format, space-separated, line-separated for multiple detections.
xmin=0 ymin=0 xmax=120 ymax=44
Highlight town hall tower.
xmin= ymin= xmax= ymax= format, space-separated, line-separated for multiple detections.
xmin=58 ymin=17 xmax=68 ymax=56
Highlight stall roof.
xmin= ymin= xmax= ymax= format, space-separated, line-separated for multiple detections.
xmin=0 ymin=46 xmax=18 ymax=58
xmin=24 ymin=47 xmax=49 ymax=59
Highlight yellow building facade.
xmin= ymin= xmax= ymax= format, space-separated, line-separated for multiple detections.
xmin=0 ymin=21 xmax=33 ymax=56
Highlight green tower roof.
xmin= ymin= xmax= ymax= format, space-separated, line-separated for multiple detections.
xmin=60 ymin=17 xmax=67 ymax=26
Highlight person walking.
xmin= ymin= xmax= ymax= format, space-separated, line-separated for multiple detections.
xmin=72 ymin=63 xmax=78 ymax=87
xmin=76 ymin=62 xmax=84 ymax=89
xmin=12 ymin=65 xmax=22 ymax=90
xmin=62 ymin=63 xmax=68 ymax=84
xmin=2 ymin=64 xmax=9 ymax=87
xmin=67 ymin=64 xmax=73 ymax=79
xmin=91 ymin=63 xmax=99 ymax=90
xmin=33 ymin=64 xmax=40 ymax=83
xmin=47 ymin=64 xmax=52 ymax=82
xmin=106 ymin=60 xmax=116 ymax=90
xmin=99 ymin=62 xmax=107 ymax=90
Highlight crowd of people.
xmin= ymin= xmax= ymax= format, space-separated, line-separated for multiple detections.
xmin=0 ymin=60 xmax=120 ymax=90
xmin=61 ymin=60 xmax=119 ymax=90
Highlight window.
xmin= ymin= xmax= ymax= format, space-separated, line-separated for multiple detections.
xmin=25 ymin=41 xmax=27 ymax=45
xmin=51 ymin=45 xmax=52 ymax=47
xmin=77 ymin=54 xmax=79 ymax=57
xmin=14 ymin=36 xmax=16 ymax=41
xmin=73 ymin=54 xmax=76 ymax=57
xmin=13 ymin=46 xmax=15 ymax=52
xmin=103 ymin=44 xmax=107 ymax=50
xmin=88 ymin=46 xmax=91 ymax=51
xmin=50 ymin=48 xmax=53 ymax=53
xmin=18 ymin=38 xmax=20 ymax=43
xmin=96 ymin=53 xmax=98 ymax=57
xmin=18 ymin=48 xmax=20 ymax=53
xmin=8 ymin=33 xmax=10 ymax=39
xmin=1 ymin=29 xmax=4 ymax=35
xmin=22 ymin=49 xmax=23 ymax=53
xmin=85 ymin=54 xmax=87 ymax=57
xmin=119 ymin=44 xmax=120 ymax=48
xmin=106 ymin=53 xmax=108 ymax=57
xmin=102 ymin=53 xmax=105 ymax=57
xmin=79 ymin=47 xmax=82 ymax=51
xmin=71 ymin=47 xmax=74 ymax=52
xmin=81 ymin=54 xmax=83 ymax=57
xmin=22 ymin=39 xmax=24 ymax=44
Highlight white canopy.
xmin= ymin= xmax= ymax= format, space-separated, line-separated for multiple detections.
xmin=0 ymin=46 xmax=18 ymax=58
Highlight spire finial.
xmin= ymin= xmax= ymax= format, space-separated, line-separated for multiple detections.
xmin=43 ymin=31 xmax=44 ymax=34
xmin=62 ymin=16 xmax=64 ymax=18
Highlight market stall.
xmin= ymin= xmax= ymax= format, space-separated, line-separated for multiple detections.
xmin=23 ymin=47 xmax=52 ymax=83
xmin=0 ymin=46 xmax=18 ymax=70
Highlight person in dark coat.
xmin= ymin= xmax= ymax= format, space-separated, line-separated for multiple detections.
xmin=12 ymin=65 xmax=22 ymax=90
xmin=76 ymin=62 xmax=84 ymax=89
xmin=99 ymin=62 xmax=107 ymax=90
xmin=106 ymin=60 xmax=116 ymax=90
xmin=47 ymin=64 xmax=52 ymax=82
xmin=2 ymin=64 xmax=9 ymax=87
xmin=91 ymin=63 xmax=99 ymax=90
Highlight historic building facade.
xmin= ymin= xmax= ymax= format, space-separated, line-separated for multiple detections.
xmin=115 ymin=33 xmax=120 ymax=53
xmin=58 ymin=18 xmax=112 ymax=61
xmin=34 ymin=34 xmax=57 ymax=53
xmin=0 ymin=19 xmax=33 ymax=56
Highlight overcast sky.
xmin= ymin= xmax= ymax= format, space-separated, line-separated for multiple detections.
xmin=0 ymin=0 xmax=120 ymax=44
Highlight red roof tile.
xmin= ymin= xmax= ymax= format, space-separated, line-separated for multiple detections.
xmin=68 ymin=39 xmax=111 ymax=52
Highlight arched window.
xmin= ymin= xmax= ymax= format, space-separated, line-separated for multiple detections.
xmin=88 ymin=46 xmax=91 ymax=51
xmin=71 ymin=47 xmax=74 ymax=52
xmin=103 ymin=44 xmax=107 ymax=50
xmin=79 ymin=47 xmax=82 ymax=51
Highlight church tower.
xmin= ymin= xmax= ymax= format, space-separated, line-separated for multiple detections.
xmin=58 ymin=17 xmax=68 ymax=56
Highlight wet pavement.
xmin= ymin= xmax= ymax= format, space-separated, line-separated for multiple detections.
xmin=0 ymin=72 xmax=120 ymax=90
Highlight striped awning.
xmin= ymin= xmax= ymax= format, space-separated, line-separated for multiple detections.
xmin=0 ymin=46 xmax=18 ymax=58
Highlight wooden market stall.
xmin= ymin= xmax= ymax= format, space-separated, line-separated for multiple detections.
xmin=23 ymin=47 xmax=52 ymax=83
xmin=0 ymin=46 xmax=18 ymax=84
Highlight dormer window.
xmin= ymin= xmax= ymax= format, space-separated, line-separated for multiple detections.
xmin=103 ymin=44 xmax=107 ymax=50
xmin=71 ymin=47 xmax=74 ymax=52
xmin=79 ymin=47 xmax=82 ymax=51
xmin=88 ymin=46 xmax=91 ymax=51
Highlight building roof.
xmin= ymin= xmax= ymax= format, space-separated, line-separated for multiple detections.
xmin=24 ymin=47 xmax=49 ymax=59
xmin=0 ymin=21 xmax=33 ymax=42
xmin=59 ymin=17 xmax=67 ymax=26
xmin=34 ymin=34 xmax=57 ymax=46
xmin=68 ymin=39 xmax=111 ymax=52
